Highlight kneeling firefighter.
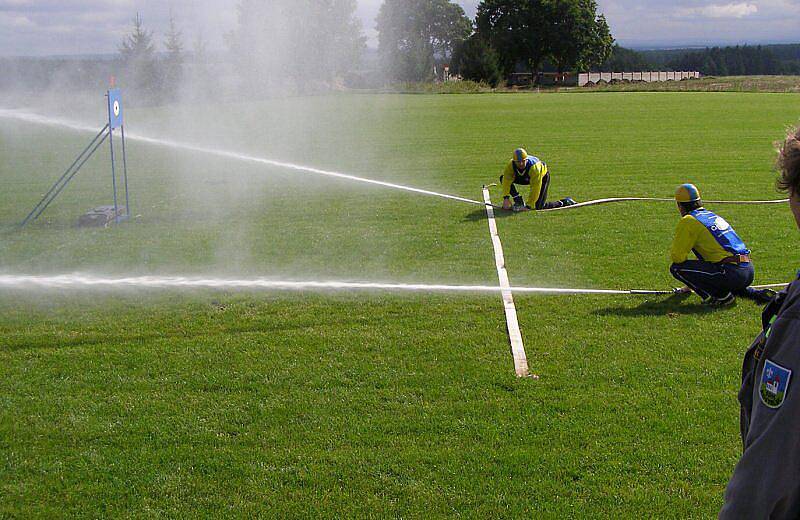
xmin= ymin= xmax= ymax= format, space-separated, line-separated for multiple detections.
xmin=669 ymin=183 xmax=775 ymax=306
xmin=500 ymin=148 xmax=576 ymax=211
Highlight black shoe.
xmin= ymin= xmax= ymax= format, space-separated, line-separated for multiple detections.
xmin=703 ymin=293 xmax=736 ymax=307
xmin=751 ymin=288 xmax=777 ymax=304
xmin=560 ymin=197 xmax=577 ymax=206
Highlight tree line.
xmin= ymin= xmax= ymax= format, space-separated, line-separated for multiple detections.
xmin=0 ymin=12 xmax=216 ymax=105
xmin=3 ymin=0 xmax=612 ymax=99
xmin=655 ymin=45 xmax=800 ymax=76
xmin=5 ymin=1 xmax=800 ymax=104
xmin=600 ymin=44 xmax=800 ymax=76
xmin=380 ymin=0 xmax=613 ymax=85
xmin=115 ymin=12 xmax=218 ymax=104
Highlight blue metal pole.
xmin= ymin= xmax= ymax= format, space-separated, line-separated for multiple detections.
xmin=109 ymin=125 xmax=119 ymax=223
xmin=27 ymin=130 xmax=110 ymax=224
xmin=121 ymin=124 xmax=130 ymax=219
xmin=20 ymin=124 xmax=109 ymax=227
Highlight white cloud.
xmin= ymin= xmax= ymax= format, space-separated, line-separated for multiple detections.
xmin=0 ymin=0 xmax=797 ymax=57
xmin=678 ymin=2 xmax=758 ymax=19
xmin=0 ymin=12 xmax=34 ymax=28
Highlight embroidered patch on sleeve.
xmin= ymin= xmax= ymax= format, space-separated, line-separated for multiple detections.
xmin=760 ymin=359 xmax=792 ymax=409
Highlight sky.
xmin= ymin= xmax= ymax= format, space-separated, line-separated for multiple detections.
xmin=0 ymin=0 xmax=798 ymax=57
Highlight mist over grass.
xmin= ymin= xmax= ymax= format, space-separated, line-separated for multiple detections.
xmin=9 ymin=3 xmax=800 ymax=516
xmin=2 ymin=92 xmax=797 ymax=288
xmin=3 ymin=85 xmax=800 ymax=516
xmin=0 ymin=94 xmax=494 ymax=284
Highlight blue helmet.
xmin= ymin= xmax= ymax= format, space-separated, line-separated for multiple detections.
xmin=675 ymin=183 xmax=701 ymax=203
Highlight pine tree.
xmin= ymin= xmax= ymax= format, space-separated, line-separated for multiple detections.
xmin=118 ymin=13 xmax=158 ymax=102
xmin=162 ymin=12 xmax=184 ymax=100
xmin=188 ymin=31 xmax=218 ymax=101
xmin=228 ymin=0 xmax=366 ymax=93
xmin=451 ymin=34 xmax=503 ymax=85
xmin=377 ymin=0 xmax=472 ymax=82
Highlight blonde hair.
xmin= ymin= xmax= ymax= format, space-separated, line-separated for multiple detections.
xmin=777 ymin=126 xmax=800 ymax=194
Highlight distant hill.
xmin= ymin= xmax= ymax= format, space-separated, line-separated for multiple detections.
xmin=639 ymin=44 xmax=800 ymax=75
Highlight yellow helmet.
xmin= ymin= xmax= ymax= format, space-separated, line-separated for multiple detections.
xmin=675 ymin=183 xmax=701 ymax=203
xmin=513 ymin=148 xmax=528 ymax=162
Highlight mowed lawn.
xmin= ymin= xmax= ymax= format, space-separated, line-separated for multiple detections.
xmin=1 ymin=92 xmax=799 ymax=517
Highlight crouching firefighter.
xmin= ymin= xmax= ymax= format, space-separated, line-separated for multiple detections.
xmin=500 ymin=148 xmax=576 ymax=212
xmin=669 ymin=183 xmax=775 ymax=306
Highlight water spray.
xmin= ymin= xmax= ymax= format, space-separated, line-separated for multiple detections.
xmin=0 ymin=109 xmax=485 ymax=207
xmin=0 ymin=274 xmax=787 ymax=295
xmin=1 ymin=109 xmax=787 ymax=211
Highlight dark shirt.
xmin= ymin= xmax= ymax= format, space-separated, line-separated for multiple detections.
xmin=720 ymin=278 xmax=800 ymax=518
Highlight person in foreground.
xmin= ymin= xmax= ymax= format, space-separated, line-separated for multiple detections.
xmin=500 ymin=148 xmax=576 ymax=211
xmin=720 ymin=126 xmax=800 ymax=518
xmin=669 ymin=183 xmax=775 ymax=306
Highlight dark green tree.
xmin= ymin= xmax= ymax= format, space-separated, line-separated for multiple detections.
xmin=476 ymin=0 xmax=613 ymax=76
xmin=579 ymin=11 xmax=613 ymax=70
xmin=543 ymin=0 xmax=613 ymax=73
xmin=451 ymin=34 xmax=503 ymax=85
xmin=188 ymin=31 xmax=218 ymax=101
xmin=227 ymin=0 xmax=365 ymax=92
xmin=118 ymin=13 xmax=158 ymax=100
xmin=667 ymin=45 xmax=782 ymax=76
xmin=377 ymin=0 xmax=472 ymax=82
xmin=476 ymin=0 xmax=546 ymax=75
xmin=162 ymin=12 xmax=184 ymax=100
xmin=598 ymin=45 xmax=651 ymax=72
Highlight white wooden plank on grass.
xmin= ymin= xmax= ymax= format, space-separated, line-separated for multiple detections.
xmin=482 ymin=187 xmax=533 ymax=379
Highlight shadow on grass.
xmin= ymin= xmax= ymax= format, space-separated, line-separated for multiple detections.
xmin=2 ymin=317 xmax=363 ymax=353
xmin=462 ymin=207 xmax=519 ymax=222
xmin=593 ymin=293 xmax=722 ymax=317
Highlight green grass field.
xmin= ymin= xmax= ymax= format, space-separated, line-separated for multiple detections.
xmin=2 ymin=92 xmax=799 ymax=517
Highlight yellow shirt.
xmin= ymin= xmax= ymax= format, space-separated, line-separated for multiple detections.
xmin=670 ymin=213 xmax=733 ymax=264
xmin=502 ymin=158 xmax=548 ymax=203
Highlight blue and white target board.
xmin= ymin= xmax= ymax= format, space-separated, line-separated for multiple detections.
xmin=107 ymin=89 xmax=123 ymax=129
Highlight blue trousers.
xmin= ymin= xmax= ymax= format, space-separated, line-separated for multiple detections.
xmin=500 ymin=172 xmax=552 ymax=210
xmin=670 ymin=260 xmax=755 ymax=299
